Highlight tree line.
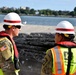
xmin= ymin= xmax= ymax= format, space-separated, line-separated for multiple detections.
xmin=0 ymin=6 xmax=76 ymax=17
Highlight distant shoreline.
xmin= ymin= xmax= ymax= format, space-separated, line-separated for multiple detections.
xmin=0 ymin=13 xmax=75 ymax=18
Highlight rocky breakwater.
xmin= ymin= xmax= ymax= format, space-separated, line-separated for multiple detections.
xmin=14 ymin=33 xmax=55 ymax=75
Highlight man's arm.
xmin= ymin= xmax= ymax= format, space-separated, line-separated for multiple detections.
xmin=0 ymin=37 xmax=12 ymax=60
xmin=41 ymin=49 xmax=53 ymax=75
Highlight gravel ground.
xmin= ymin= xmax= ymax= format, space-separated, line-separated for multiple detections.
xmin=19 ymin=55 xmax=42 ymax=75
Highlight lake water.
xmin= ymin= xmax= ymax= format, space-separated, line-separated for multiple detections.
xmin=0 ymin=14 xmax=76 ymax=26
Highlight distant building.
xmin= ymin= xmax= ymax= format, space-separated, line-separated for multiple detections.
xmin=35 ymin=11 xmax=39 ymax=15
xmin=20 ymin=6 xmax=26 ymax=10
xmin=10 ymin=7 xmax=17 ymax=10
xmin=2 ymin=6 xmax=8 ymax=10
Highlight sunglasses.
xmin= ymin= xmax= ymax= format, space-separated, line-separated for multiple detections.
xmin=15 ymin=25 xmax=21 ymax=29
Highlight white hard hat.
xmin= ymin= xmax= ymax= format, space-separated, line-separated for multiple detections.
xmin=3 ymin=12 xmax=24 ymax=26
xmin=55 ymin=21 xmax=75 ymax=34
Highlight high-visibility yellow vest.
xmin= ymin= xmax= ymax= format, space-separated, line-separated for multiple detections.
xmin=51 ymin=46 xmax=76 ymax=75
xmin=0 ymin=69 xmax=4 ymax=75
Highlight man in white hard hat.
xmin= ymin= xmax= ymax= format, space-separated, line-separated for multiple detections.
xmin=0 ymin=12 xmax=25 ymax=75
xmin=41 ymin=21 xmax=76 ymax=75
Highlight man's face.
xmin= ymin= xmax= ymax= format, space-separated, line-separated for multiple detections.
xmin=12 ymin=25 xmax=21 ymax=37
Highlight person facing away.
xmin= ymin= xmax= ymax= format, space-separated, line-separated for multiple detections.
xmin=0 ymin=12 xmax=25 ymax=75
xmin=41 ymin=21 xmax=76 ymax=75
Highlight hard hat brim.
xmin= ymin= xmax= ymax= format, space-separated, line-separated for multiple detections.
xmin=55 ymin=30 xmax=75 ymax=34
xmin=1 ymin=22 xmax=25 ymax=26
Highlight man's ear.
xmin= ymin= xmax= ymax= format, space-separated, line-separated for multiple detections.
xmin=59 ymin=34 xmax=64 ymax=41
xmin=11 ymin=26 xmax=15 ymax=31
xmin=13 ymin=28 xmax=15 ymax=31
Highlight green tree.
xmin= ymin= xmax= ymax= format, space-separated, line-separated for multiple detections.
xmin=69 ymin=11 xmax=75 ymax=17
xmin=30 ymin=9 xmax=35 ymax=15
xmin=58 ymin=10 xmax=62 ymax=15
xmin=74 ymin=7 xmax=76 ymax=16
xmin=52 ymin=11 xmax=58 ymax=16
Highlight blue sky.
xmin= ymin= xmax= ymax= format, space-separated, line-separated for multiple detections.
xmin=0 ymin=0 xmax=76 ymax=11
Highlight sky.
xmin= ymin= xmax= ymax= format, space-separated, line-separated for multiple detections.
xmin=0 ymin=0 xmax=76 ymax=11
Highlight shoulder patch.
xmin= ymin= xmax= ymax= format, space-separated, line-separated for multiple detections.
xmin=0 ymin=45 xmax=7 ymax=51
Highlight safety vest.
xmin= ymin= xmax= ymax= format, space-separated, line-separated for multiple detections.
xmin=51 ymin=45 xmax=76 ymax=75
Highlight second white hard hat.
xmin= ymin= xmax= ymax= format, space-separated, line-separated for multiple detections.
xmin=3 ymin=12 xmax=24 ymax=26
xmin=55 ymin=21 xmax=75 ymax=34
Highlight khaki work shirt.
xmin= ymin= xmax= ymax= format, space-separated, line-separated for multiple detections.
xmin=0 ymin=37 xmax=15 ymax=75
